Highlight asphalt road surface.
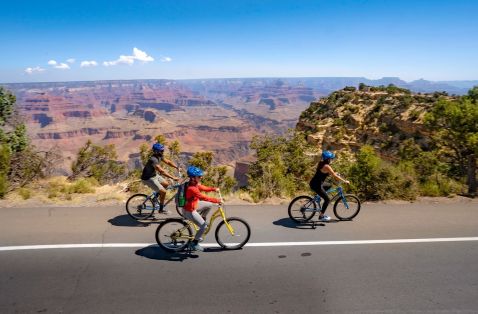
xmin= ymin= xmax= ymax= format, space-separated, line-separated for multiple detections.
xmin=1 ymin=200 xmax=478 ymax=313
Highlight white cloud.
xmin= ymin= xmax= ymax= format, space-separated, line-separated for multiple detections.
xmin=160 ymin=56 xmax=172 ymax=62
xmin=47 ymin=59 xmax=70 ymax=70
xmin=25 ymin=66 xmax=45 ymax=74
xmin=103 ymin=47 xmax=154 ymax=66
xmin=132 ymin=47 xmax=154 ymax=62
xmin=80 ymin=60 xmax=98 ymax=67
xmin=54 ymin=63 xmax=70 ymax=70
xmin=67 ymin=58 xmax=76 ymax=64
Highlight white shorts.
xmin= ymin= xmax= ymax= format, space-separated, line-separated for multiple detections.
xmin=142 ymin=174 xmax=167 ymax=192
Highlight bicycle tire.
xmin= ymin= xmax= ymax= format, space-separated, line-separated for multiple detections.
xmin=126 ymin=194 xmax=155 ymax=220
xmin=155 ymin=218 xmax=193 ymax=252
xmin=288 ymin=195 xmax=317 ymax=223
xmin=175 ymin=203 xmax=185 ymax=217
xmin=333 ymin=194 xmax=361 ymax=220
xmin=215 ymin=217 xmax=251 ymax=250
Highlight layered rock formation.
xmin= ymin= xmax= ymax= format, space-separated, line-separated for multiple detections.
xmin=5 ymin=79 xmax=319 ymax=173
xmin=296 ymin=86 xmax=456 ymax=158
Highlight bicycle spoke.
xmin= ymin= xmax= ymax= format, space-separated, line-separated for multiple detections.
xmin=288 ymin=196 xmax=317 ymax=223
xmin=156 ymin=219 xmax=194 ymax=252
xmin=333 ymin=195 xmax=361 ymax=220
xmin=215 ymin=218 xmax=251 ymax=250
xmin=126 ymin=194 xmax=155 ymax=220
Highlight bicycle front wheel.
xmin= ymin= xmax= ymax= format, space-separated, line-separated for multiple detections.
xmin=126 ymin=194 xmax=155 ymax=220
xmin=155 ymin=219 xmax=193 ymax=252
xmin=288 ymin=195 xmax=317 ymax=223
xmin=333 ymin=194 xmax=361 ymax=220
xmin=215 ymin=217 xmax=251 ymax=250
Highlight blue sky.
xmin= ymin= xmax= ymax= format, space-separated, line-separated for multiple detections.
xmin=1 ymin=0 xmax=477 ymax=83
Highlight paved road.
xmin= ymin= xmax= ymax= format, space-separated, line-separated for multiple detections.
xmin=1 ymin=201 xmax=478 ymax=313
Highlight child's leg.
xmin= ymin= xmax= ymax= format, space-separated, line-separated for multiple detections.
xmin=197 ymin=201 xmax=213 ymax=220
xmin=183 ymin=210 xmax=207 ymax=241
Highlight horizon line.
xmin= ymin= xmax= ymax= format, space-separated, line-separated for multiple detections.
xmin=2 ymin=76 xmax=478 ymax=86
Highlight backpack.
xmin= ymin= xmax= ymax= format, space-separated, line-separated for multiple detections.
xmin=175 ymin=180 xmax=189 ymax=207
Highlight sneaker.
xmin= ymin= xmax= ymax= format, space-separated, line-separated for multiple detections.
xmin=319 ymin=215 xmax=331 ymax=222
xmin=188 ymin=242 xmax=204 ymax=252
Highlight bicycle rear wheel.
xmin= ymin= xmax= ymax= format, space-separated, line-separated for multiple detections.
xmin=333 ymin=194 xmax=361 ymax=220
xmin=288 ymin=196 xmax=317 ymax=223
xmin=126 ymin=194 xmax=155 ymax=220
xmin=215 ymin=217 xmax=251 ymax=250
xmin=155 ymin=219 xmax=193 ymax=252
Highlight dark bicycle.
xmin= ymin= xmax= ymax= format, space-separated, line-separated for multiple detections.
xmin=125 ymin=169 xmax=186 ymax=220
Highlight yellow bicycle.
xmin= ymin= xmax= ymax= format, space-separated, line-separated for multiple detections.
xmin=155 ymin=191 xmax=251 ymax=251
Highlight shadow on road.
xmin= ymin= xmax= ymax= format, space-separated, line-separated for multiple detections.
xmin=273 ymin=217 xmax=332 ymax=229
xmin=108 ymin=214 xmax=166 ymax=227
xmin=135 ymin=245 xmax=237 ymax=261
xmin=135 ymin=245 xmax=199 ymax=261
xmin=273 ymin=217 xmax=353 ymax=229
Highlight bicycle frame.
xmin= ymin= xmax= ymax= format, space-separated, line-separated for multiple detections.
xmin=174 ymin=192 xmax=236 ymax=241
xmin=141 ymin=168 xmax=187 ymax=210
xmin=302 ymin=185 xmax=350 ymax=212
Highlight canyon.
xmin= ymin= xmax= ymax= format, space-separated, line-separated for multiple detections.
xmin=5 ymin=79 xmax=322 ymax=173
xmin=3 ymin=77 xmax=475 ymax=174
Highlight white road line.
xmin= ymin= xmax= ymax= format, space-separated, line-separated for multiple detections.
xmin=1 ymin=237 xmax=478 ymax=251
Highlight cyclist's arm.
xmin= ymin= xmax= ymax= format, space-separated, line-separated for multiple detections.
xmin=162 ymin=158 xmax=179 ymax=169
xmin=324 ymin=165 xmax=350 ymax=184
xmin=198 ymin=184 xmax=219 ymax=192
xmin=155 ymin=164 xmax=179 ymax=180
xmin=189 ymin=186 xmax=220 ymax=203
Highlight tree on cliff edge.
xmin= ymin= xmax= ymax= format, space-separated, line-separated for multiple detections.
xmin=425 ymin=88 xmax=478 ymax=196
xmin=0 ymin=87 xmax=29 ymax=196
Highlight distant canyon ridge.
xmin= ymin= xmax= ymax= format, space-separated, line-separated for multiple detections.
xmin=2 ymin=77 xmax=477 ymax=174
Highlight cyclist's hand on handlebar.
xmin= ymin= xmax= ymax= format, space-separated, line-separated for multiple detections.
xmin=344 ymin=180 xmax=350 ymax=185
xmin=215 ymin=187 xmax=220 ymax=192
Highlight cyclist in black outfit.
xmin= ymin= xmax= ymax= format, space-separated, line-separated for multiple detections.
xmin=309 ymin=150 xmax=350 ymax=222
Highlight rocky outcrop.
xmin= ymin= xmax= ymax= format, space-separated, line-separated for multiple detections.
xmin=143 ymin=110 xmax=156 ymax=122
xmin=103 ymin=130 xmax=138 ymax=139
xmin=296 ymin=86 xmax=457 ymax=157
xmin=234 ymin=161 xmax=251 ymax=187
xmin=62 ymin=111 xmax=92 ymax=118
xmin=138 ymin=102 xmax=181 ymax=112
xmin=37 ymin=128 xmax=102 ymax=139
xmin=32 ymin=113 xmax=53 ymax=127
xmin=259 ymin=98 xmax=276 ymax=110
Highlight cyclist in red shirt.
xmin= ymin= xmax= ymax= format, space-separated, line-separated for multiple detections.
xmin=183 ymin=166 xmax=221 ymax=251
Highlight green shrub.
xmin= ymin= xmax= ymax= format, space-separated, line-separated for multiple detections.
xmin=18 ymin=188 xmax=32 ymax=200
xmin=347 ymin=145 xmax=417 ymax=200
xmin=47 ymin=180 xmax=66 ymax=198
xmin=71 ymin=140 xmax=126 ymax=184
xmin=247 ymin=131 xmax=315 ymax=201
xmin=419 ymin=174 xmax=462 ymax=197
xmin=47 ymin=177 xmax=97 ymax=198
xmin=67 ymin=178 xmax=97 ymax=194
xmin=0 ymin=144 xmax=10 ymax=198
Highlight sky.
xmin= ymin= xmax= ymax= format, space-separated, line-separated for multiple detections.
xmin=1 ymin=0 xmax=477 ymax=83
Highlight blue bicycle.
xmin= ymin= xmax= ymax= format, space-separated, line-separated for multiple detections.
xmin=288 ymin=183 xmax=361 ymax=223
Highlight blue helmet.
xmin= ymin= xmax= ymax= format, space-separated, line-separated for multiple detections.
xmin=152 ymin=143 xmax=165 ymax=153
xmin=322 ymin=150 xmax=335 ymax=160
xmin=187 ymin=166 xmax=204 ymax=177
